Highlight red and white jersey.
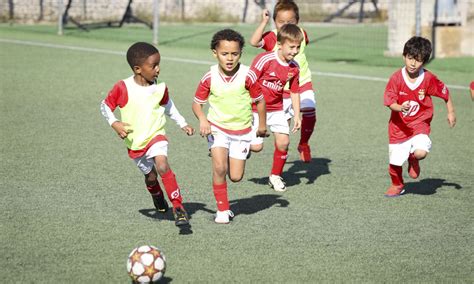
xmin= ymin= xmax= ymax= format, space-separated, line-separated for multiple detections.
xmin=384 ymin=68 xmax=450 ymax=144
xmin=248 ymin=51 xmax=299 ymax=112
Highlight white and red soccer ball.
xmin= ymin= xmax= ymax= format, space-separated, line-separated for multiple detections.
xmin=127 ymin=245 xmax=166 ymax=283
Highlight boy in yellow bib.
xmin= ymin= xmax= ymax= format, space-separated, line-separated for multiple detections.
xmin=193 ymin=29 xmax=267 ymax=224
xmin=100 ymin=42 xmax=194 ymax=226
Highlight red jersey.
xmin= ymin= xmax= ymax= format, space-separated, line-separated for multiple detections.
xmin=248 ymin=51 xmax=299 ymax=112
xmin=384 ymin=68 xmax=450 ymax=144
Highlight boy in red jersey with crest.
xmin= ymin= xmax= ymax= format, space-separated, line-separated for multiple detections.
xmin=248 ymin=23 xmax=302 ymax=192
xmin=384 ymin=36 xmax=456 ymax=197
xmin=192 ymin=29 xmax=267 ymax=224
xmin=250 ymin=0 xmax=317 ymax=163
xmin=100 ymin=42 xmax=194 ymax=225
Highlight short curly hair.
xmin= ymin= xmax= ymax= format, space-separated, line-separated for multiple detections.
xmin=126 ymin=42 xmax=159 ymax=69
xmin=403 ymin=36 xmax=432 ymax=64
xmin=210 ymin=29 xmax=245 ymax=50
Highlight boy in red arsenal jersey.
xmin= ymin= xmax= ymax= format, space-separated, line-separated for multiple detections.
xmin=100 ymin=42 xmax=194 ymax=226
xmin=250 ymin=0 xmax=317 ymax=163
xmin=383 ymin=36 xmax=456 ymax=197
xmin=248 ymin=23 xmax=302 ymax=192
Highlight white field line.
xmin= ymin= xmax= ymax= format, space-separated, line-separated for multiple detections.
xmin=0 ymin=38 xmax=469 ymax=90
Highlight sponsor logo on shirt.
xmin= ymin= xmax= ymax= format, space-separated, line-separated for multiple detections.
xmin=262 ymin=80 xmax=284 ymax=92
xmin=269 ymin=72 xmax=276 ymax=77
xmin=399 ymin=91 xmax=408 ymax=96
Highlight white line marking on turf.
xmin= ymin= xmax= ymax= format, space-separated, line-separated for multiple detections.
xmin=0 ymin=38 xmax=469 ymax=90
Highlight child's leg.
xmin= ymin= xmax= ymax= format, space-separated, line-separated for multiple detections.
xmin=211 ymin=147 xmax=230 ymax=212
xmin=298 ymin=89 xmax=317 ymax=162
xmin=408 ymin=134 xmax=431 ymax=179
xmin=144 ymin=167 xmax=164 ymax=195
xmin=271 ymin=133 xmax=290 ymax=176
xmin=154 ymin=155 xmax=183 ymax=209
xmin=386 ymin=141 xmax=410 ymax=197
xmin=250 ymin=112 xmax=264 ymax=153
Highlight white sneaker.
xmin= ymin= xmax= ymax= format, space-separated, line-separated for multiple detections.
xmin=215 ymin=210 xmax=234 ymax=224
xmin=268 ymin=175 xmax=286 ymax=192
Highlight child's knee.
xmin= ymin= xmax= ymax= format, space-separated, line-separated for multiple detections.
xmin=155 ymin=164 xmax=170 ymax=175
xmin=414 ymin=149 xmax=428 ymax=160
xmin=229 ymin=173 xmax=243 ymax=183
xmin=251 ymin=144 xmax=263 ymax=152
xmin=213 ymin=164 xmax=227 ymax=178
xmin=145 ymin=171 xmax=158 ymax=185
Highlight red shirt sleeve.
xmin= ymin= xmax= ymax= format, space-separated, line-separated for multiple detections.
xmin=261 ymin=31 xmax=277 ymax=51
xmin=104 ymin=80 xmax=128 ymax=111
xmin=427 ymin=73 xmax=449 ymax=102
xmin=384 ymin=73 xmax=399 ymax=106
xmin=159 ymin=86 xmax=169 ymax=106
xmin=194 ymin=72 xmax=211 ymax=104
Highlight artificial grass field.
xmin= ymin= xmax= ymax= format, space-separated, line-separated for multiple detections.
xmin=0 ymin=23 xmax=472 ymax=283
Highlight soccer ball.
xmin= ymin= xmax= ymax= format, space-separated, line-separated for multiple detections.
xmin=127 ymin=245 xmax=166 ymax=283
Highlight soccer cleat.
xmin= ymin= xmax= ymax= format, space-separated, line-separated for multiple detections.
xmin=151 ymin=193 xmax=169 ymax=213
xmin=215 ymin=210 xmax=234 ymax=224
xmin=268 ymin=174 xmax=287 ymax=192
xmin=297 ymin=143 xmax=312 ymax=163
xmin=173 ymin=207 xmax=189 ymax=226
xmin=385 ymin=185 xmax=405 ymax=197
xmin=408 ymin=155 xmax=420 ymax=179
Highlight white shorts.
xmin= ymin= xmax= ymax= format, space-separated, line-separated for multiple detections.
xmin=389 ymin=134 xmax=431 ymax=166
xmin=133 ymin=141 xmax=168 ymax=174
xmin=283 ymin=90 xmax=317 ymax=119
xmin=208 ymin=126 xmax=252 ymax=160
xmin=251 ymin=111 xmax=289 ymax=145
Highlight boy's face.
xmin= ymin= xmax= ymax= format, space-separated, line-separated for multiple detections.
xmin=278 ymin=39 xmax=301 ymax=62
xmin=213 ymin=40 xmax=242 ymax=76
xmin=275 ymin=10 xmax=298 ymax=32
xmin=134 ymin=52 xmax=161 ymax=85
xmin=403 ymin=55 xmax=423 ymax=77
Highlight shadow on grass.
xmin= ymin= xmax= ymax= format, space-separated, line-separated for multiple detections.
xmin=155 ymin=276 xmax=173 ymax=283
xmin=404 ymin=178 xmax=462 ymax=195
xmin=230 ymin=194 xmax=289 ymax=216
xmin=248 ymin=157 xmax=331 ymax=187
xmin=139 ymin=202 xmax=215 ymax=235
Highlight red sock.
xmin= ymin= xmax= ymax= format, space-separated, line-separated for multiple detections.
xmin=213 ymin=182 xmax=229 ymax=211
xmin=388 ymin=164 xmax=404 ymax=186
xmin=271 ymin=146 xmax=288 ymax=176
xmin=161 ymin=170 xmax=183 ymax=208
xmin=146 ymin=182 xmax=163 ymax=195
xmin=299 ymin=109 xmax=316 ymax=145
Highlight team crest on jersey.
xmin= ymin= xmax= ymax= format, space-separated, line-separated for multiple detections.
xmin=287 ymin=72 xmax=294 ymax=80
xmin=418 ymin=89 xmax=425 ymax=100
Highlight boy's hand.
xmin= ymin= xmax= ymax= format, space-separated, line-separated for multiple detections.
xmin=447 ymin=112 xmax=456 ymax=128
xmin=182 ymin=125 xmax=195 ymax=136
xmin=199 ymin=120 xmax=211 ymax=137
xmin=111 ymin=121 xmax=132 ymax=139
xmin=400 ymin=101 xmax=410 ymax=113
xmin=261 ymin=9 xmax=270 ymax=23
xmin=256 ymin=127 xmax=269 ymax=138
xmin=291 ymin=117 xmax=301 ymax=133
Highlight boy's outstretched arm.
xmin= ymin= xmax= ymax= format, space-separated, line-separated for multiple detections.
xmin=192 ymin=102 xmax=211 ymax=137
xmin=164 ymin=98 xmax=194 ymax=136
xmin=446 ymin=96 xmax=456 ymax=128
xmin=249 ymin=9 xmax=271 ymax=47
